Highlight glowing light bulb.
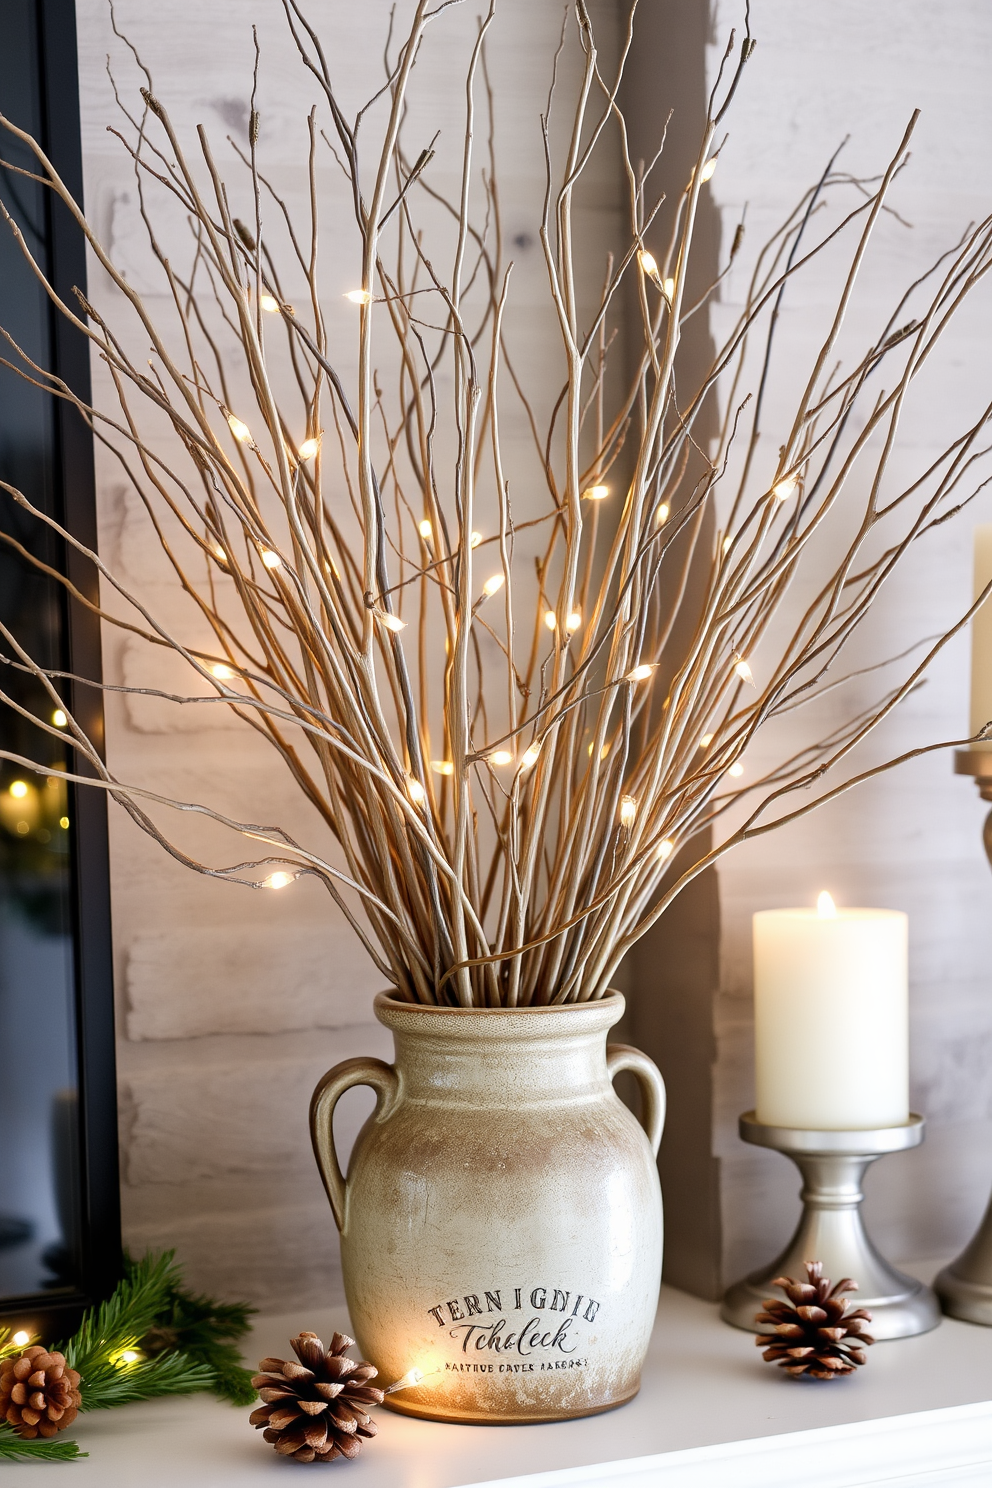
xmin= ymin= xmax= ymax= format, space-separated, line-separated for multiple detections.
xmin=210 ymin=663 xmax=235 ymax=680
xmin=431 ymin=760 xmax=454 ymax=776
xmin=734 ymin=658 xmax=754 ymax=685
xmin=419 ymin=519 xmax=433 ymax=540
xmin=601 ymin=742 xmax=611 ymax=760
xmin=521 ymin=744 xmax=541 ymax=768
xmin=470 ymin=531 xmax=483 ymax=548
xmin=657 ymin=839 xmax=674 ymax=861
xmin=483 ymin=573 xmax=505 ymax=597
xmin=773 ymin=476 xmax=797 ymax=501
xmin=345 ymin=289 xmax=374 ymax=305
xmin=699 ymin=733 xmax=714 ymax=748
xmin=407 ymin=777 xmax=426 ymax=806
xmin=263 ymin=871 xmax=295 ymax=890
xmin=619 ymin=794 xmax=638 ymax=828
xmin=227 ymin=414 xmax=252 ymax=443
xmin=118 ymin=1350 xmax=140 ymax=1365
xmin=385 ymin=1367 xmax=425 ymax=1396
xmin=212 ymin=545 xmax=228 ymax=563
xmin=9 ymin=780 xmax=28 ymax=799
xmin=584 ymin=484 xmax=610 ymax=501
xmin=700 ymin=156 xmax=717 ymax=183
xmin=12 ymin=1331 xmax=30 ymax=1347
xmin=817 ymin=890 xmax=837 ymax=919
xmin=544 ymin=610 xmax=558 ymax=630
xmin=488 ymin=749 xmax=513 ymax=766
xmin=378 ymin=611 xmax=407 ymax=633
xmin=52 ymin=710 xmax=68 ymax=728
xmin=299 ymin=436 xmax=321 ymax=461
xmin=655 ymin=502 xmax=670 ymax=526
xmin=626 ymin=663 xmax=655 ymax=682
xmin=261 ymin=549 xmax=282 ymax=570
xmin=638 ymin=250 xmax=658 ymax=276
xmin=722 ymin=536 xmax=732 ymax=555
xmin=728 ymin=762 xmax=744 ymax=778
xmin=566 ymin=610 xmax=582 ymax=632
xmin=663 ymin=276 xmax=675 ymax=298
xmin=59 ymin=816 xmax=70 ymax=829
xmin=259 ymin=293 xmax=280 ymax=313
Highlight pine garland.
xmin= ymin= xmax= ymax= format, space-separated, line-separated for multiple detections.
xmin=0 ymin=1251 xmax=255 ymax=1463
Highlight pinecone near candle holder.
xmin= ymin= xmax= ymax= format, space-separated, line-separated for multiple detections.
xmin=756 ymin=1261 xmax=874 ymax=1379
xmin=250 ymin=1331 xmax=384 ymax=1463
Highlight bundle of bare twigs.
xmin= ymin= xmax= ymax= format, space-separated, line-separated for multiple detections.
xmin=1 ymin=1 xmax=990 ymax=1007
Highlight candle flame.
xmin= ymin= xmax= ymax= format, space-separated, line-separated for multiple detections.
xmin=817 ymin=891 xmax=837 ymax=919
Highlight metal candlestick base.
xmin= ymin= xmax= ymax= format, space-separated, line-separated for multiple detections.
xmin=721 ymin=1112 xmax=941 ymax=1339
xmin=934 ymin=750 xmax=992 ymax=1326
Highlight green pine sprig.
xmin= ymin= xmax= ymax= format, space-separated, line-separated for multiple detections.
xmin=0 ymin=1250 xmax=256 ymax=1462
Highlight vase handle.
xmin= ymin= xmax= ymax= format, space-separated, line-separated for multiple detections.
xmin=309 ymin=1057 xmax=399 ymax=1233
xmin=607 ymin=1044 xmax=666 ymax=1157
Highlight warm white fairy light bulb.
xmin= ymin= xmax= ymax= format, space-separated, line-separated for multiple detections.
xmin=772 ymin=476 xmax=797 ymax=501
xmin=699 ymin=733 xmax=714 ymax=748
xmin=9 ymin=780 xmax=28 ymax=799
xmin=345 ymin=289 xmax=374 ymax=305
xmin=663 ymin=276 xmax=675 ymax=298
xmin=384 ymin=1367 xmax=425 ymax=1396
xmin=210 ymin=663 xmax=235 ymax=680
xmin=118 ymin=1350 xmax=140 ymax=1366
xmin=52 ymin=709 xmax=68 ymax=728
xmin=817 ymin=890 xmax=838 ymax=919
xmin=12 ymin=1331 xmax=30 ymax=1347
xmin=263 ymin=871 xmax=295 ymax=889
xmin=227 ymin=414 xmax=252 ymax=444
xmin=407 ymin=777 xmax=426 ymax=806
xmin=584 ymin=484 xmax=610 ymax=501
xmin=638 ymin=250 xmax=658 ymax=276
xmin=734 ymin=658 xmax=754 ymax=685
xmin=259 ymin=293 xmax=280 ymax=313
xmin=488 ymin=749 xmax=513 ymax=766
xmin=657 ymin=839 xmax=674 ymax=861
xmin=566 ymin=610 xmax=582 ymax=633
xmin=377 ymin=611 xmax=407 ymax=633
xmin=212 ymin=544 xmax=228 ymax=563
xmin=728 ymin=762 xmax=744 ymax=778
xmin=483 ymin=573 xmax=505 ymax=597
xmin=655 ymin=502 xmax=670 ymax=526
xmin=619 ymin=794 xmax=638 ymax=828
xmin=521 ymin=744 xmax=541 ymax=768
xmin=700 ymin=156 xmax=717 ymax=182
xmin=261 ymin=549 xmax=282 ymax=570
xmin=722 ymin=535 xmax=732 ymax=555
xmin=418 ymin=519 xmax=433 ymax=541
xmin=470 ymin=531 xmax=483 ymax=548
xmin=431 ymin=760 xmax=454 ymax=776
xmin=544 ymin=609 xmax=557 ymax=630
xmin=299 ymin=436 xmax=321 ymax=461
xmin=626 ymin=663 xmax=656 ymax=683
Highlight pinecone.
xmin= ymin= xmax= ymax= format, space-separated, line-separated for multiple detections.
xmin=755 ymin=1261 xmax=875 ymax=1379
xmin=0 ymin=1346 xmax=82 ymax=1439
xmin=249 ymin=1331 xmax=384 ymax=1463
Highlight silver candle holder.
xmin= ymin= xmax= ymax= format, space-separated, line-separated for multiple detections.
xmin=721 ymin=1112 xmax=941 ymax=1338
xmin=934 ymin=749 xmax=992 ymax=1326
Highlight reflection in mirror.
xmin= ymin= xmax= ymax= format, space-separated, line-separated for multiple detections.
xmin=0 ymin=0 xmax=83 ymax=1303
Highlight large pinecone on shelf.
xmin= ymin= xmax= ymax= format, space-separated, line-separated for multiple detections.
xmin=250 ymin=1330 xmax=384 ymax=1463
xmin=755 ymin=1261 xmax=875 ymax=1379
xmin=0 ymin=1345 xmax=82 ymax=1438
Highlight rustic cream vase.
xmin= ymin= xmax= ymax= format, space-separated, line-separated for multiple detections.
xmin=310 ymin=992 xmax=665 ymax=1424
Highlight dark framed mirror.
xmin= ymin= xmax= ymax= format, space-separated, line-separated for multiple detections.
xmin=0 ymin=0 xmax=120 ymax=1335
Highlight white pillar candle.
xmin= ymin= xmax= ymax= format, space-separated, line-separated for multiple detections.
xmin=753 ymin=893 xmax=909 ymax=1130
xmin=970 ymin=524 xmax=992 ymax=752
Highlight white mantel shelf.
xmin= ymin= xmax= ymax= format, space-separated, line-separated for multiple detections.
xmin=20 ymin=1272 xmax=992 ymax=1487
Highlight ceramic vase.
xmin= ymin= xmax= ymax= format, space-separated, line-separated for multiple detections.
xmin=310 ymin=991 xmax=665 ymax=1424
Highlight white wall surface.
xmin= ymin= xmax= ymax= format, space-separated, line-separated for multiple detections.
xmin=705 ymin=0 xmax=992 ymax=1283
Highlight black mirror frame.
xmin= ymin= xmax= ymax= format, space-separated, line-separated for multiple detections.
xmin=0 ymin=0 xmax=122 ymax=1337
